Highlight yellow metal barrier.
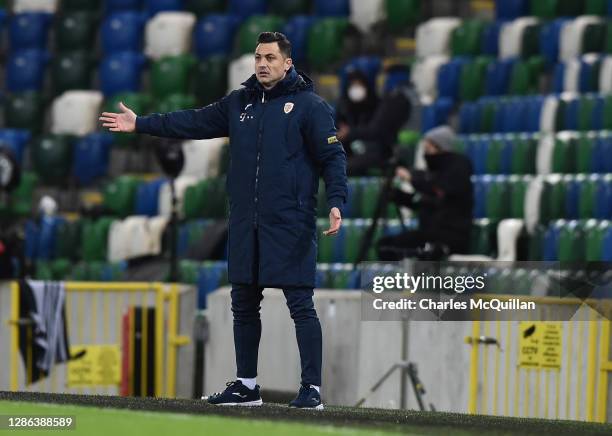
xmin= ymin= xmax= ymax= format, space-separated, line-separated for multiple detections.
xmin=7 ymin=281 xmax=188 ymax=398
xmin=467 ymin=295 xmax=612 ymax=422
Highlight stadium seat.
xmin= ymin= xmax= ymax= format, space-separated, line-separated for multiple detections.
xmin=416 ymin=17 xmax=461 ymax=58
xmin=551 ymin=132 xmax=577 ymax=174
xmin=107 ymin=216 xmax=167 ymax=262
xmin=598 ymin=56 xmax=612 ymax=93
xmin=197 ymin=261 xmax=228 ymax=308
xmin=484 ymin=59 xmax=515 ymax=96
xmin=145 ymin=0 xmax=183 ymax=16
xmin=0 ymin=129 xmax=32 ymax=165
xmin=509 ymin=57 xmax=544 ymax=95
xmin=495 ymin=0 xmax=528 ymax=20
xmin=54 ymin=12 xmax=97 ymax=52
xmin=51 ymin=51 xmax=94 ymax=95
xmin=412 ymin=55 xmax=449 ymax=102
xmin=228 ymin=53 xmax=254 ymax=92
xmin=0 ymin=171 xmax=37 ymax=217
xmin=531 ymin=0 xmax=584 ymax=18
xmin=282 ymin=15 xmax=315 ymax=65
xmin=540 ymin=175 xmax=567 ymax=222
xmin=104 ymin=176 xmax=141 ymax=217
xmin=180 ymin=138 xmax=226 ymax=179
xmin=151 ymin=54 xmax=197 ymax=99
xmin=145 ymin=11 xmax=197 ymax=60
xmin=55 ymin=219 xmax=82 ymax=260
xmin=155 ymin=93 xmax=198 ymax=112
xmin=436 ymin=57 xmax=466 ymax=102
xmin=135 ymin=178 xmax=166 ymax=216
xmin=348 ymin=0 xmax=382 ymax=33
xmin=481 ymin=21 xmax=501 ymax=56
xmin=185 ymin=0 xmax=224 ymax=16
xmin=51 ymin=91 xmax=104 ymax=136
xmin=99 ymin=51 xmax=146 ymax=96
xmin=509 ymin=175 xmax=532 ymax=218
xmin=451 ymin=19 xmax=484 ymax=57
xmin=585 ymin=219 xmax=606 ymax=261
xmin=228 ymin=0 xmax=267 ymax=20
xmin=307 ymin=17 xmax=349 ymax=71
xmin=62 ymin=0 xmax=100 ymax=12
xmin=540 ymin=19 xmax=568 ymax=65
xmin=603 ymin=223 xmax=612 ymax=261
xmin=6 ymin=49 xmax=50 ymax=92
xmin=593 ymin=175 xmax=612 ymax=219
xmin=9 ymin=12 xmax=52 ymax=50
xmin=314 ymin=0 xmax=349 ymax=17
xmin=269 ymin=0 xmax=309 ymax=17
xmin=470 ymin=218 xmax=495 ymax=256
xmin=193 ymin=14 xmax=240 ymax=58
xmin=559 ymin=16 xmax=605 ymax=62
xmin=30 ymin=134 xmax=73 ymax=184
xmin=72 ymin=133 xmax=113 ymax=185
xmin=558 ymin=220 xmax=585 ymax=261
xmin=459 ymin=56 xmax=490 ymax=101
xmin=193 ymin=56 xmax=228 ymax=105
xmin=12 ymin=0 xmax=57 ymax=13
xmin=237 ymin=15 xmax=286 ymax=55
xmin=385 ymin=0 xmax=420 ymax=34
xmin=105 ymin=0 xmax=142 ymax=13
xmin=499 ymin=17 xmax=540 ymax=60
xmin=81 ymin=218 xmax=115 ymax=262
xmin=101 ymin=12 xmax=146 ymax=55
xmin=158 ymin=176 xmax=199 ymax=218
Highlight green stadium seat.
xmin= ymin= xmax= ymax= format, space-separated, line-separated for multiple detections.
xmin=531 ymin=0 xmax=582 ymax=18
xmin=509 ymin=175 xmax=531 ymax=218
xmin=3 ymin=92 xmax=45 ymax=133
xmin=237 ymin=15 xmax=286 ymax=55
xmin=0 ymin=172 xmax=37 ymax=217
xmin=35 ymin=259 xmax=72 ymax=281
xmin=179 ymin=260 xmax=200 ymax=284
xmin=606 ymin=22 xmax=612 ymax=54
xmin=62 ymin=0 xmax=101 ymax=12
xmin=269 ymin=0 xmax=310 ymax=16
xmin=527 ymin=225 xmax=546 ymax=261
xmin=51 ymin=51 xmax=94 ymax=95
xmin=541 ymin=177 xmax=567 ymax=222
xmin=396 ymin=130 xmax=419 ymax=167
xmin=582 ymin=22 xmax=606 ymax=54
xmin=558 ymin=220 xmax=585 ymax=261
xmin=344 ymin=220 xmax=362 ymax=263
xmin=512 ymin=136 xmax=537 ymax=175
xmin=451 ymin=20 xmax=484 ymax=57
xmin=552 ymin=135 xmax=577 ymax=174
xmin=486 ymin=177 xmax=510 ymax=221
xmin=603 ymin=96 xmax=612 ymax=129
xmin=585 ymin=219 xmax=607 ymax=260
xmin=307 ymin=18 xmax=349 ymax=71
xmin=206 ymin=177 xmax=228 ymax=218
xmin=360 ymin=179 xmax=381 ymax=219
xmin=30 ymin=135 xmax=73 ymax=184
xmin=183 ymin=180 xmax=207 ymax=219
xmin=469 ymin=218 xmax=495 ymax=256
xmin=185 ymin=0 xmax=225 ymax=15
xmin=509 ymin=57 xmax=544 ymax=95
xmin=151 ymin=55 xmax=197 ymax=100
xmin=55 ymin=12 xmax=98 ymax=52
xmin=577 ymin=96 xmax=597 ymax=132
xmin=486 ymin=139 xmax=503 ymax=174
xmin=579 ymin=175 xmax=598 ymax=219
xmin=585 ymin=0 xmax=608 ymax=14
xmin=459 ymin=57 xmax=491 ymax=101
xmin=103 ymin=92 xmax=153 ymax=147
xmin=103 ymin=175 xmax=140 ymax=217
xmin=385 ymin=0 xmax=421 ymax=34
xmin=155 ymin=93 xmax=198 ymax=113
xmin=317 ymin=179 xmax=327 ymax=218
xmin=55 ymin=219 xmax=82 ymax=261
xmin=193 ymin=56 xmax=228 ymax=106
xmin=576 ymin=134 xmax=596 ymax=173
xmin=81 ymin=218 xmax=114 ymax=262
xmin=479 ymin=100 xmax=496 ymax=133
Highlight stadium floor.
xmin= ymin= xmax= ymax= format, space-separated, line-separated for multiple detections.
xmin=1 ymin=391 xmax=611 ymax=435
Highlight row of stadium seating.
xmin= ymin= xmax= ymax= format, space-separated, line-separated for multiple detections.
xmin=496 ymin=0 xmax=612 ymax=20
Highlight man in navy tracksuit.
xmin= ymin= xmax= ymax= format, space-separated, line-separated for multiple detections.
xmin=100 ymin=32 xmax=347 ymax=409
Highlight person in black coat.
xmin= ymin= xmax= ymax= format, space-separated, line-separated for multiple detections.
xmin=99 ymin=32 xmax=347 ymax=410
xmin=377 ymin=125 xmax=473 ymax=260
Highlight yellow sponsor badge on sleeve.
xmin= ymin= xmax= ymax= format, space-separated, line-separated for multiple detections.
xmin=327 ymin=135 xmax=339 ymax=144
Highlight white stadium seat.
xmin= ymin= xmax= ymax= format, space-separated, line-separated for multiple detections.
xmin=50 ymin=91 xmax=104 ymax=136
xmin=411 ymin=55 xmax=449 ymax=104
xmin=108 ymin=216 xmax=169 ymax=262
xmin=228 ymin=53 xmax=255 ymax=93
xmin=181 ymin=138 xmax=227 ymax=179
xmin=498 ymin=17 xmax=539 ymax=59
xmin=415 ymin=17 xmax=461 ymax=58
xmin=349 ymin=0 xmax=384 ymax=33
xmin=158 ymin=176 xmax=199 ymax=219
xmin=13 ymin=0 xmax=57 ymax=13
xmin=144 ymin=12 xmax=197 ymax=60
xmin=598 ymin=56 xmax=612 ymax=93
xmin=496 ymin=218 xmax=525 ymax=261
xmin=559 ymin=15 xmax=603 ymax=62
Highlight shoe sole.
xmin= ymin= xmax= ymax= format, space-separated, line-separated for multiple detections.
xmin=202 ymin=398 xmax=263 ymax=407
xmin=289 ymin=404 xmax=324 ymax=411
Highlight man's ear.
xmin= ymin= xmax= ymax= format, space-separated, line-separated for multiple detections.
xmin=285 ymin=58 xmax=293 ymax=72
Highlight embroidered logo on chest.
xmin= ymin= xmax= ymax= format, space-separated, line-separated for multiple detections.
xmin=284 ymin=102 xmax=294 ymax=114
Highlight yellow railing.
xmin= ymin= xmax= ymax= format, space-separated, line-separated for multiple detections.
xmin=466 ymin=295 xmax=612 ymax=423
xmin=8 ymin=281 xmax=187 ymax=398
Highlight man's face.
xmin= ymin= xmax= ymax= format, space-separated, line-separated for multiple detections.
xmin=424 ymin=139 xmax=442 ymax=155
xmin=255 ymin=42 xmax=292 ymax=89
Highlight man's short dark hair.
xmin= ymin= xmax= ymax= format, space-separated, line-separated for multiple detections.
xmin=257 ymin=32 xmax=292 ymax=58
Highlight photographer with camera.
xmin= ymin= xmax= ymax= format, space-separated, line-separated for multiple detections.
xmin=377 ymin=125 xmax=473 ymax=261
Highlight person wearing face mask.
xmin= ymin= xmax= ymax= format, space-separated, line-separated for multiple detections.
xmin=377 ymin=125 xmax=473 ymax=261
xmin=337 ymin=64 xmax=416 ymax=176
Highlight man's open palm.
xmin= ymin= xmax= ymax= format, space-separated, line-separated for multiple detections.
xmin=99 ymin=102 xmax=137 ymax=133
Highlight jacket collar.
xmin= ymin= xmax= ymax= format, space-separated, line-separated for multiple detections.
xmin=241 ymin=66 xmax=314 ymax=100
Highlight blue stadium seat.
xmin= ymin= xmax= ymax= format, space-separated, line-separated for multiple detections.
xmin=540 ymin=19 xmax=568 ymax=65
xmin=193 ymin=14 xmax=241 ymax=58
xmin=578 ymin=57 xmax=601 ymax=93
xmin=603 ymin=224 xmax=612 ymax=261
xmin=437 ymin=58 xmax=467 ymax=102
xmin=73 ymin=133 xmax=114 ymax=185
xmin=594 ymin=135 xmax=612 ymax=173
xmin=0 ymin=129 xmax=31 ymax=165
xmin=495 ymin=0 xmax=528 ymax=20
xmin=499 ymin=137 xmax=514 ymax=174
xmin=421 ymin=98 xmax=453 ymax=132
xmin=145 ymin=0 xmax=184 ymax=16
xmin=472 ymin=176 xmax=487 ymax=218
xmin=485 ymin=59 xmax=515 ymax=96
xmin=135 ymin=178 xmax=166 ymax=216
xmin=282 ymin=15 xmax=315 ymax=66
xmin=543 ymin=220 xmax=563 ymax=261
xmin=6 ymin=49 xmax=50 ymax=92
xmin=105 ymin=0 xmax=143 ymax=13
xmin=594 ymin=177 xmax=612 ymax=219
xmin=563 ymin=97 xmax=579 ymax=131
xmin=466 ymin=139 xmax=488 ymax=175
xmin=26 ymin=216 xmax=66 ymax=261
xmin=564 ymin=176 xmax=580 ymax=220
xmin=9 ymin=12 xmax=52 ymax=51
xmin=340 ymin=56 xmax=382 ymax=93
xmin=314 ymin=0 xmax=349 ymax=17
xmin=101 ymin=12 xmax=146 ymax=54
xmin=228 ymin=0 xmax=267 ymax=20
xmin=197 ymin=261 xmax=226 ymax=308
xmin=99 ymin=51 xmax=146 ymax=96
xmin=458 ymin=102 xmax=479 ymax=133
xmin=24 ymin=220 xmax=40 ymax=260
xmin=525 ymin=96 xmax=544 ymax=132
xmin=481 ymin=22 xmax=501 ymax=56
xmin=552 ymin=62 xmax=565 ymax=93
xmin=590 ymin=96 xmax=605 ymax=131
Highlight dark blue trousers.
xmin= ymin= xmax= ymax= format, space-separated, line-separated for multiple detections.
xmin=231 ymin=284 xmax=322 ymax=386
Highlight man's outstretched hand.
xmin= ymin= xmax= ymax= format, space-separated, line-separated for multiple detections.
xmin=99 ymin=102 xmax=137 ymax=133
xmin=323 ymin=207 xmax=342 ymax=236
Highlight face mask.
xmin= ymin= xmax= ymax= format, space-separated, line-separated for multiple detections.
xmin=348 ymin=84 xmax=367 ymax=102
